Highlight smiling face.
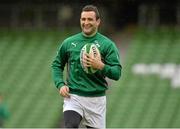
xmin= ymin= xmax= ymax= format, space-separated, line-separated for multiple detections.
xmin=80 ymin=11 xmax=100 ymax=36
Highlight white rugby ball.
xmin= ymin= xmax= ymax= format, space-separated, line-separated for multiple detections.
xmin=80 ymin=43 xmax=101 ymax=74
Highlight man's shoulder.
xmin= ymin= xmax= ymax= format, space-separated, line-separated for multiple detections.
xmin=97 ymin=33 xmax=115 ymax=44
xmin=64 ymin=33 xmax=82 ymax=43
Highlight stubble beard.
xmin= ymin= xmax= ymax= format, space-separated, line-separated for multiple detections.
xmin=82 ymin=26 xmax=97 ymax=37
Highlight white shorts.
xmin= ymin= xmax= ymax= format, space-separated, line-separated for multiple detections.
xmin=63 ymin=94 xmax=106 ymax=129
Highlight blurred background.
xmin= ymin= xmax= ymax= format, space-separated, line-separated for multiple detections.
xmin=0 ymin=0 xmax=180 ymax=128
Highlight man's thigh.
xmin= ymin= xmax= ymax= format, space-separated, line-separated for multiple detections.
xmin=64 ymin=110 xmax=82 ymax=128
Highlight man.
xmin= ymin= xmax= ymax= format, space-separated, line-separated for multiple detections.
xmin=0 ymin=94 xmax=10 ymax=127
xmin=52 ymin=5 xmax=122 ymax=128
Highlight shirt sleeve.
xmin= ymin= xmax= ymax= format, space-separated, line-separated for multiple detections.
xmin=51 ymin=41 xmax=68 ymax=89
xmin=101 ymin=42 xmax=122 ymax=80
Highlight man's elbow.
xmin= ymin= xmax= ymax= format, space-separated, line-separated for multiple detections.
xmin=114 ymin=65 xmax=122 ymax=80
xmin=113 ymin=70 xmax=121 ymax=81
xmin=104 ymin=65 xmax=122 ymax=81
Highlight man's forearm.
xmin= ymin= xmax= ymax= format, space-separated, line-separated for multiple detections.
xmin=102 ymin=65 xmax=121 ymax=80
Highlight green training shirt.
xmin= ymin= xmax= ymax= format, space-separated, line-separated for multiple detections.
xmin=52 ymin=32 xmax=122 ymax=97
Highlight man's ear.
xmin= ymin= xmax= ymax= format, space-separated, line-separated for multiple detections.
xmin=97 ymin=19 xmax=101 ymax=26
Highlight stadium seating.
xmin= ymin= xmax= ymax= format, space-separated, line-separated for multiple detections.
xmin=0 ymin=27 xmax=180 ymax=127
xmin=0 ymin=30 xmax=68 ymax=127
xmin=107 ymin=27 xmax=180 ymax=128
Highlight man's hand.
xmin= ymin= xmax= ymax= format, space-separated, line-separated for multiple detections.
xmin=59 ymin=85 xmax=70 ymax=98
xmin=83 ymin=53 xmax=105 ymax=70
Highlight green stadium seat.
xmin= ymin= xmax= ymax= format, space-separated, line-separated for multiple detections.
xmin=106 ymin=27 xmax=180 ymax=128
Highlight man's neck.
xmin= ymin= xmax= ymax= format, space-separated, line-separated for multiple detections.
xmin=82 ymin=31 xmax=97 ymax=38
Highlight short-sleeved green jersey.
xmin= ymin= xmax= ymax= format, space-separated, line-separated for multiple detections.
xmin=52 ymin=32 xmax=122 ymax=97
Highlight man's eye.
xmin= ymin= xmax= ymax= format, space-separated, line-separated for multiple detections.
xmin=88 ymin=18 xmax=93 ymax=21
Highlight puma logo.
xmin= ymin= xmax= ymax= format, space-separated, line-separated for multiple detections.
xmin=71 ymin=42 xmax=77 ymax=47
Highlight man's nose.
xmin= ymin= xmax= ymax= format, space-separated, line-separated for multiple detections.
xmin=84 ymin=20 xmax=89 ymax=25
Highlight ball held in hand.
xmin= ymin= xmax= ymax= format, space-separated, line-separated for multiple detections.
xmin=80 ymin=43 xmax=101 ymax=74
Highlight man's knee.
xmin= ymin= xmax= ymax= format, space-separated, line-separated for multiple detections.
xmin=64 ymin=121 xmax=79 ymax=128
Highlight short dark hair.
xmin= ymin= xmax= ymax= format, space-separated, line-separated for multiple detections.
xmin=82 ymin=5 xmax=100 ymax=20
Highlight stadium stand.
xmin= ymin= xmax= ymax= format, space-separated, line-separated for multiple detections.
xmin=0 ymin=27 xmax=180 ymax=127
xmin=107 ymin=27 xmax=180 ymax=128
xmin=0 ymin=30 xmax=69 ymax=127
